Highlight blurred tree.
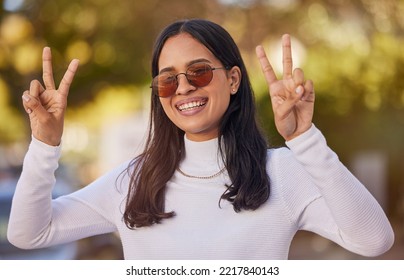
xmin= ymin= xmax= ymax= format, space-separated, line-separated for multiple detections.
xmin=0 ymin=1 xmax=403 ymax=212
xmin=0 ymin=0 xmax=403 ymax=251
xmin=0 ymin=0 xmax=221 ymax=142
xmin=252 ymin=0 xmax=404 ymax=219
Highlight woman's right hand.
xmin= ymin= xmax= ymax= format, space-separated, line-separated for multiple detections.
xmin=22 ymin=47 xmax=79 ymax=146
xmin=256 ymin=35 xmax=314 ymax=141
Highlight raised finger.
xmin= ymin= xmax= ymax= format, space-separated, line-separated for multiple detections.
xmin=256 ymin=45 xmax=278 ymax=85
xmin=42 ymin=47 xmax=56 ymax=90
xmin=282 ymin=34 xmax=293 ymax=79
xmin=58 ymin=59 xmax=80 ymax=96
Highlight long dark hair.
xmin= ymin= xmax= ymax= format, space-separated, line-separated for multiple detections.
xmin=123 ymin=19 xmax=270 ymax=228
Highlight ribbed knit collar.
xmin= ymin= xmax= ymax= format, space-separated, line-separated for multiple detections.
xmin=178 ymin=136 xmax=225 ymax=177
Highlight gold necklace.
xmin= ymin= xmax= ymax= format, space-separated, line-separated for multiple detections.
xmin=177 ymin=166 xmax=226 ymax=179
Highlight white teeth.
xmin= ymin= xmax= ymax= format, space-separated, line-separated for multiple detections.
xmin=178 ymin=100 xmax=206 ymax=111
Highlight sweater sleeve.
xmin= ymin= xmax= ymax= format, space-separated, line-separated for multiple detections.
xmin=284 ymin=124 xmax=394 ymax=257
xmin=7 ymin=137 xmax=119 ymax=250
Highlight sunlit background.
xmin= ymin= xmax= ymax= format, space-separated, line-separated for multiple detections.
xmin=0 ymin=0 xmax=403 ymax=259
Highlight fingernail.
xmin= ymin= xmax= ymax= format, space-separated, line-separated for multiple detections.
xmin=295 ymin=86 xmax=303 ymax=95
xmin=22 ymin=94 xmax=31 ymax=102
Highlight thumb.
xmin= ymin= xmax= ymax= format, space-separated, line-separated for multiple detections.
xmin=22 ymin=92 xmax=49 ymax=120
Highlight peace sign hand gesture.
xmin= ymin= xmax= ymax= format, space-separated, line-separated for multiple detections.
xmin=256 ymin=34 xmax=315 ymax=141
xmin=22 ymin=47 xmax=79 ymax=146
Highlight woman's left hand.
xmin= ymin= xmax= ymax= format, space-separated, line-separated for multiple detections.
xmin=256 ymin=34 xmax=315 ymax=141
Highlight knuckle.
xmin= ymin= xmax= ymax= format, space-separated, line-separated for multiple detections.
xmin=282 ymin=57 xmax=292 ymax=63
xmin=42 ymin=72 xmax=51 ymax=79
xmin=61 ymin=77 xmax=72 ymax=87
xmin=29 ymin=100 xmax=40 ymax=111
xmin=262 ymin=65 xmax=273 ymax=72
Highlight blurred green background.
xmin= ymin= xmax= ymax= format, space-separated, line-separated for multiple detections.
xmin=0 ymin=0 xmax=403 ymax=259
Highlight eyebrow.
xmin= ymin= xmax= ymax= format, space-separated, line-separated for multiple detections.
xmin=159 ymin=58 xmax=212 ymax=74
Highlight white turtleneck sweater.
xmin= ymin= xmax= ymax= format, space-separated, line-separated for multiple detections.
xmin=7 ymin=125 xmax=394 ymax=259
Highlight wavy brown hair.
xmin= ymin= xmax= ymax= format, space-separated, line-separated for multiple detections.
xmin=123 ymin=19 xmax=270 ymax=228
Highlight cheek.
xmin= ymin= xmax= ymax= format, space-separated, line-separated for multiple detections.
xmin=159 ymin=98 xmax=171 ymax=112
xmin=159 ymin=99 xmax=176 ymax=120
xmin=214 ymin=90 xmax=231 ymax=113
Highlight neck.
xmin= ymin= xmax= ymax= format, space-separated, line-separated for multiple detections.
xmin=184 ymin=131 xmax=219 ymax=142
xmin=178 ymin=136 xmax=225 ymax=178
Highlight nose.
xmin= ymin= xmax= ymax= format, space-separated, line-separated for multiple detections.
xmin=175 ymin=73 xmax=196 ymax=95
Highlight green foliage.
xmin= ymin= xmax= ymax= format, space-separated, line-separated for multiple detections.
xmin=0 ymin=1 xmax=402 ymax=146
xmin=1 ymin=2 xmax=403 ymax=208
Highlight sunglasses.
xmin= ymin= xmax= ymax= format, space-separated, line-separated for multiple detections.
xmin=151 ymin=62 xmax=229 ymax=98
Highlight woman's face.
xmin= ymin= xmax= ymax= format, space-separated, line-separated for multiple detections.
xmin=157 ymin=33 xmax=239 ymax=142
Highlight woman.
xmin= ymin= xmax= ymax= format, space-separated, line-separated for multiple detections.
xmin=8 ymin=19 xmax=394 ymax=259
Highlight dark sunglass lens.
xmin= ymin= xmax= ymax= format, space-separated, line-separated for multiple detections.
xmin=154 ymin=74 xmax=177 ymax=97
xmin=187 ymin=64 xmax=213 ymax=87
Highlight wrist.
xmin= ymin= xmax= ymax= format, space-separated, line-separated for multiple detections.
xmin=283 ymin=123 xmax=313 ymax=142
xmin=33 ymin=134 xmax=61 ymax=147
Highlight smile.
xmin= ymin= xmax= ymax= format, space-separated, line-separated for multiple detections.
xmin=176 ymin=98 xmax=207 ymax=112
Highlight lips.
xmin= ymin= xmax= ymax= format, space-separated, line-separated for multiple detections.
xmin=176 ymin=98 xmax=208 ymax=112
